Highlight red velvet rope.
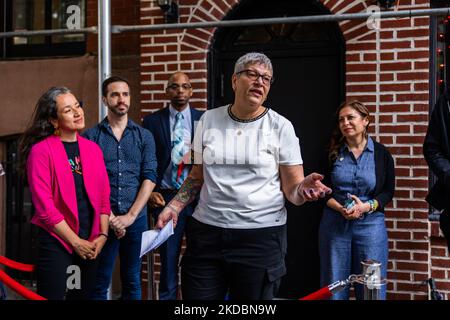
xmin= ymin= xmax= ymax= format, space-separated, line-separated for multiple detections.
xmin=0 ymin=255 xmax=35 ymax=273
xmin=299 ymin=286 xmax=333 ymax=300
xmin=0 ymin=269 xmax=46 ymax=300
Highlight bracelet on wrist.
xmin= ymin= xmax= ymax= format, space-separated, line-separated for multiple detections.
xmin=99 ymin=233 xmax=109 ymax=239
xmin=367 ymin=199 xmax=379 ymax=214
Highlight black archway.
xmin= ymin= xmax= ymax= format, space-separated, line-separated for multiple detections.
xmin=208 ymin=0 xmax=345 ymax=298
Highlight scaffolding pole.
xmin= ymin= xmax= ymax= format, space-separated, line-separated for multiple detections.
xmin=112 ymin=7 xmax=450 ymax=33
xmin=98 ymin=0 xmax=111 ymax=122
xmin=1 ymin=7 xmax=450 ymax=39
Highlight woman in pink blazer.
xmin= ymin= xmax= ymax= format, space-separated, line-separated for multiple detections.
xmin=19 ymin=87 xmax=111 ymax=300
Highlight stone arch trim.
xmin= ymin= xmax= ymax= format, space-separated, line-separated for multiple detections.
xmin=179 ymin=0 xmax=371 ymax=49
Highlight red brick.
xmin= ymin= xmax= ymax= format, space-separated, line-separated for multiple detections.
xmin=381 ymin=73 xmax=395 ymax=81
xmin=413 ymin=17 xmax=430 ymax=27
xmin=379 ymin=125 xmax=410 ymax=134
xmin=346 ymin=63 xmax=377 ymax=72
xmin=381 ymin=41 xmax=411 ymax=49
xmin=394 ymin=189 xmax=410 ymax=198
xmin=346 ymin=74 xmax=376 ymax=82
xmin=397 ymin=51 xmax=429 ymax=60
xmin=397 ymin=282 xmax=426 ymax=292
xmin=380 ymin=83 xmax=411 ymax=92
xmin=396 ymin=261 xmax=429 ymax=271
xmin=412 ymin=231 xmax=429 ymax=241
xmin=382 ymin=104 xmax=411 ymax=112
xmin=389 ymin=231 xmax=412 ymax=241
xmin=381 ymin=19 xmax=411 ymax=29
xmin=397 ymin=179 xmax=429 ymax=189
xmin=378 ymin=136 xmax=393 ymax=144
xmin=415 ymin=39 xmax=429 ymax=48
xmin=397 ymin=93 xmax=429 ymax=102
xmin=431 ymin=258 xmax=450 ymax=268
xmin=396 ymin=135 xmax=424 ymax=144
xmin=414 ymin=61 xmax=429 ymax=70
xmin=388 ymin=271 xmax=411 ymax=281
xmin=397 ymin=29 xmax=429 ymax=38
xmin=346 ymin=84 xmax=376 ymax=92
xmin=381 ymin=62 xmax=412 ymax=72
xmin=411 ymin=205 xmax=429 ymax=217
xmin=388 ymin=292 xmax=412 ymax=300
xmin=381 ymin=94 xmax=394 ymax=102
xmin=431 ymin=269 xmax=446 ymax=278
xmin=397 ymin=114 xmax=428 ymax=122
xmin=347 ymin=42 xmax=377 ymax=51
xmin=413 ymin=124 xmax=428 ymax=134
xmin=389 ymin=146 xmax=411 ymax=156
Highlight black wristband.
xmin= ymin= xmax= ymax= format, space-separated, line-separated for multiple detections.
xmin=99 ymin=233 xmax=109 ymax=239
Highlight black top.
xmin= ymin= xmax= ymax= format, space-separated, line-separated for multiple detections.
xmin=63 ymin=141 xmax=93 ymax=239
xmin=424 ymin=92 xmax=450 ymax=210
xmin=323 ymin=139 xmax=395 ymax=212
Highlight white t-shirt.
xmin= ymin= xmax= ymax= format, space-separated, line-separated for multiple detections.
xmin=192 ymin=105 xmax=303 ymax=229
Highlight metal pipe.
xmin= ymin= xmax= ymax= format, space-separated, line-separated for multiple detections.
xmin=1 ymin=7 xmax=449 ymax=39
xmin=98 ymin=0 xmax=111 ymax=122
xmin=0 ymin=27 xmax=97 ymax=38
xmin=113 ymin=7 xmax=450 ymax=33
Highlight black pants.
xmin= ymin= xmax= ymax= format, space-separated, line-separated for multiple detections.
xmin=181 ymin=218 xmax=287 ymax=300
xmin=36 ymin=229 xmax=99 ymax=300
xmin=440 ymin=210 xmax=450 ymax=252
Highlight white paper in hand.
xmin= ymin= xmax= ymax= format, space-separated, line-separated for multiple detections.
xmin=140 ymin=219 xmax=174 ymax=258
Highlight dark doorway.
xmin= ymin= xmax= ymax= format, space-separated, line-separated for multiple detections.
xmin=3 ymin=136 xmax=37 ymax=279
xmin=208 ymin=0 xmax=345 ymax=298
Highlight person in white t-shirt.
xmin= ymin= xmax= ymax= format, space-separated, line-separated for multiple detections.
xmin=156 ymin=52 xmax=331 ymax=300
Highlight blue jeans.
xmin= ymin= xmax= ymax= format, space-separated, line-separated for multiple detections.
xmin=319 ymin=208 xmax=388 ymax=300
xmin=90 ymin=214 xmax=148 ymax=300
xmin=153 ymin=189 xmax=195 ymax=300
xmin=0 ymin=282 xmax=6 ymax=300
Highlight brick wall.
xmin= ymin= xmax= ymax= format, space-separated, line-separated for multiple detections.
xmin=139 ymin=0 xmax=449 ymax=300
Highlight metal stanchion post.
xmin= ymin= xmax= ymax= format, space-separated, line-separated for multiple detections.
xmin=359 ymin=259 xmax=386 ymax=300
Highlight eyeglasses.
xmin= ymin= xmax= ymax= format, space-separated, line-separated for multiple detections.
xmin=167 ymin=83 xmax=192 ymax=90
xmin=236 ymin=69 xmax=274 ymax=85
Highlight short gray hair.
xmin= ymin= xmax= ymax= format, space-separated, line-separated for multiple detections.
xmin=233 ymin=52 xmax=273 ymax=75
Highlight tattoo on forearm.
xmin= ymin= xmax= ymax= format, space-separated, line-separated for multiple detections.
xmin=175 ymin=178 xmax=202 ymax=203
xmin=167 ymin=177 xmax=202 ymax=214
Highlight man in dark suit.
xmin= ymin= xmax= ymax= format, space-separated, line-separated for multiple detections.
xmin=424 ymin=91 xmax=450 ymax=253
xmin=143 ymin=72 xmax=203 ymax=300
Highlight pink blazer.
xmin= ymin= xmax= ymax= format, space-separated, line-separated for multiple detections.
xmin=27 ymin=134 xmax=111 ymax=253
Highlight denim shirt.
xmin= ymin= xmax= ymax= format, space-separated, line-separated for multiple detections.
xmin=83 ymin=118 xmax=157 ymax=218
xmin=330 ymin=137 xmax=376 ymax=206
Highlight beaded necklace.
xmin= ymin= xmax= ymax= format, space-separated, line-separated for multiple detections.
xmin=227 ymin=104 xmax=269 ymax=123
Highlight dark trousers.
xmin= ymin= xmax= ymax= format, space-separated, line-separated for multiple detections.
xmin=181 ymin=218 xmax=287 ymax=300
xmin=36 ymin=229 xmax=99 ymax=300
xmin=152 ymin=189 xmax=195 ymax=300
xmin=440 ymin=210 xmax=450 ymax=252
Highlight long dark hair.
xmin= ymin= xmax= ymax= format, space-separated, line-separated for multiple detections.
xmin=18 ymin=87 xmax=72 ymax=173
xmin=328 ymin=100 xmax=371 ymax=163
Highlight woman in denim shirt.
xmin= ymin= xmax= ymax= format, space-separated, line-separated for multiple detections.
xmin=319 ymin=100 xmax=395 ymax=300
